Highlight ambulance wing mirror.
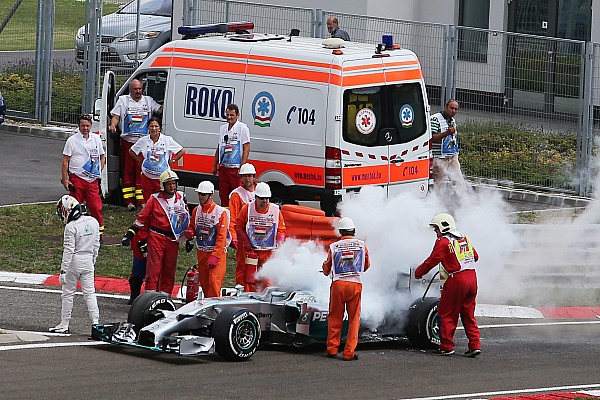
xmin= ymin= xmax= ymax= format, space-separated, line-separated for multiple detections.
xmin=288 ymin=28 xmax=300 ymax=42
xmin=93 ymin=99 xmax=102 ymax=122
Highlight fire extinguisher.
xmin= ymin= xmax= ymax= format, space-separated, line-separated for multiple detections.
xmin=244 ymin=251 xmax=259 ymax=285
xmin=186 ymin=265 xmax=199 ymax=302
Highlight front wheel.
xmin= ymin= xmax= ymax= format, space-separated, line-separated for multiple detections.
xmin=127 ymin=291 xmax=176 ymax=334
xmin=212 ymin=307 xmax=261 ymax=361
xmin=405 ymin=297 xmax=440 ymax=349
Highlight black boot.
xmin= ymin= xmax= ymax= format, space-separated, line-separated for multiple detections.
xmin=128 ymin=276 xmax=143 ymax=305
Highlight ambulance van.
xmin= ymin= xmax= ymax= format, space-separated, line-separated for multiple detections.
xmin=97 ymin=22 xmax=432 ymax=214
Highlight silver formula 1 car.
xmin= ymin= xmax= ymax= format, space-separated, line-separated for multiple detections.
xmin=92 ymin=275 xmax=440 ymax=361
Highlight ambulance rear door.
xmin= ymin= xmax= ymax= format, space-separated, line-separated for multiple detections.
xmin=382 ymin=54 xmax=430 ymax=198
xmin=340 ymin=56 xmax=429 ymax=200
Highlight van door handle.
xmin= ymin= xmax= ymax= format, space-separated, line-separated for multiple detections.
xmin=390 ymin=159 xmax=404 ymax=164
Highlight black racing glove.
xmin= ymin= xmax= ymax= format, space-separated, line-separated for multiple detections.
xmin=121 ymin=226 xmax=137 ymax=247
xmin=185 ymin=240 xmax=195 ymax=253
xmin=137 ymin=239 xmax=148 ymax=253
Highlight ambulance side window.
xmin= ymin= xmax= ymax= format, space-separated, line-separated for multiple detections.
xmin=343 ymin=88 xmax=382 ymax=146
xmin=125 ymin=71 xmax=168 ymax=105
xmin=390 ymin=82 xmax=426 ymax=143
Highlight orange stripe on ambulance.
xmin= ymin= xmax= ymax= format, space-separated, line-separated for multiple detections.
xmin=97 ymin=22 xmax=432 ymax=214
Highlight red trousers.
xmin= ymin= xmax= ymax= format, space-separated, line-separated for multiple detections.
xmin=438 ymin=269 xmax=480 ymax=351
xmin=217 ymin=167 xmax=240 ymax=207
xmin=327 ymin=280 xmax=362 ymax=359
xmin=140 ymin=173 xmax=160 ymax=204
xmin=244 ymin=250 xmax=273 ymax=292
xmin=69 ymin=173 xmax=104 ymax=232
xmin=197 ymin=251 xmax=227 ymax=298
xmin=120 ymin=140 xmax=143 ymax=206
xmin=144 ymin=230 xmax=179 ymax=296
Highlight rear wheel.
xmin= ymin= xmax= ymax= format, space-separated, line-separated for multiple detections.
xmin=127 ymin=291 xmax=176 ymax=334
xmin=212 ymin=307 xmax=261 ymax=361
xmin=405 ymin=297 xmax=440 ymax=349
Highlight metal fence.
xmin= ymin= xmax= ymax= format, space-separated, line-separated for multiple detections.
xmin=182 ymin=0 xmax=596 ymax=195
xmin=1 ymin=0 xmax=598 ymax=196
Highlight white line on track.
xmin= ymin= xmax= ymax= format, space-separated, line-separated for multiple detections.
xmin=472 ymin=320 xmax=600 ymax=329
xmin=0 ymin=284 xmax=129 ymax=299
xmin=0 ymin=284 xmax=185 ymax=302
xmin=403 ymin=383 xmax=600 ymax=400
xmin=0 ymin=341 xmax=108 ymax=352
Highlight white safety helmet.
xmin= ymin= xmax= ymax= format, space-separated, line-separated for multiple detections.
xmin=195 ymin=180 xmax=214 ymax=194
xmin=159 ymin=170 xmax=179 ymax=191
xmin=238 ymin=163 xmax=256 ymax=176
xmin=56 ymin=195 xmax=82 ymax=224
xmin=429 ymin=213 xmax=456 ymax=234
xmin=254 ymin=182 xmax=271 ymax=198
xmin=338 ymin=217 xmax=355 ymax=231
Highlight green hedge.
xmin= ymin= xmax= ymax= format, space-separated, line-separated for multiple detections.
xmin=460 ymin=122 xmax=578 ymax=190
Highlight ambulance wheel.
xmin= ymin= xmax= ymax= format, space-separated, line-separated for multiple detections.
xmin=405 ymin=297 xmax=440 ymax=349
xmin=212 ymin=307 xmax=261 ymax=361
xmin=320 ymin=195 xmax=341 ymax=216
xmin=269 ymin=183 xmax=295 ymax=207
xmin=128 ymin=291 xmax=176 ymax=334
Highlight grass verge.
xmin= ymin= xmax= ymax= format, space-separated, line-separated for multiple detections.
xmin=0 ymin=203 xmax=237 ymax=287
xmin=0 ymin=0 xmax=122 ymax=51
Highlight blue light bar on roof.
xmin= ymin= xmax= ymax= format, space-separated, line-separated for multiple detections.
xmin=178 ymin=21 xmax=254 ymax=37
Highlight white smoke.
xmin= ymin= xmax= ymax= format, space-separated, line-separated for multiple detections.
xmin=258 ymin=184 xmax=513 ymax=329
xmin=258 ymin=239 xmax=330 ymax=303
xmin=259 ymin=166 xmax=597 ymax=328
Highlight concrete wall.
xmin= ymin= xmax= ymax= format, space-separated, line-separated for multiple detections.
xmin=592 ymin=0 xmax=600 ymax=43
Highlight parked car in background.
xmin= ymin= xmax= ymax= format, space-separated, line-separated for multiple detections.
xmin=75 ymin=0 xmax=172 ymax=67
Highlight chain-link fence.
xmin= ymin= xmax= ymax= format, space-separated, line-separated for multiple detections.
xmin=0 ymin=0 xmax=159 ymax=124
xmin=455 ymin=27 xmax=586 ymax=194
xmin=0 ymin=0 xmax=39 ymax=120
xmin=1 ymin=0 xmax=598 ymax=195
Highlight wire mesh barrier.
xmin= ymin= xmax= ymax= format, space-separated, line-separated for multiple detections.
xmin=1 ymin=0 xmax=598 ymax=195
xmin=324 ymin=12 xmax=448 ymax=105
xmin=454 ymin=27 xmax=586 ymax=194
xmin=0 ymin=0 xmax=38 ymax=120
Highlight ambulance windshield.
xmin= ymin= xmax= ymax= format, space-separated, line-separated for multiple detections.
xmin=343 ymin=82 xmax=426 ymax=147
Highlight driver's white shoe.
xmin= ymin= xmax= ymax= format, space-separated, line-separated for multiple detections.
xmin=49 ymin=321 xmax=70 ymax=334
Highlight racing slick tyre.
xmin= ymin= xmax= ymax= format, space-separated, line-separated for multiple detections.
xmin=405 ymin=297 xmax=440 ymax=349
xmin=212 ymin=307 xmax=261 ymax=361
xmin=127 ymin=291 xmax=176 ymax=334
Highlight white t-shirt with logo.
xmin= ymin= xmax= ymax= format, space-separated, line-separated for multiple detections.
xmin=130 ymin=134 xmax=183 ymax=179
xmin=111 ymin=95 xmax=161 ymax=143
xmin=218 ymin=120 xmax=250 ymax=168
xmin=63 ymin=129 xmax=105 ymax=182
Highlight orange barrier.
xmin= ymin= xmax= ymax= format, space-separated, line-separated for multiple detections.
xmin=282 ymin=204 xmax=326 ymax=216
xmin=281 ymin=205 xmax=339 ymax=248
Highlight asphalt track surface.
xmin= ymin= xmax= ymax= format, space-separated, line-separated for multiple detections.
xmin=0 ymin=133 xmax=65 ymax=205
xmin=1 ymin=131 xmax=599 ymax=399
xmin=1 ymin=283 xmax=600 ymax=400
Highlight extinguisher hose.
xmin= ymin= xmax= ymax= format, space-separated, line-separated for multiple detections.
xmin=422 ymin=270 xmax=440 ymax=302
